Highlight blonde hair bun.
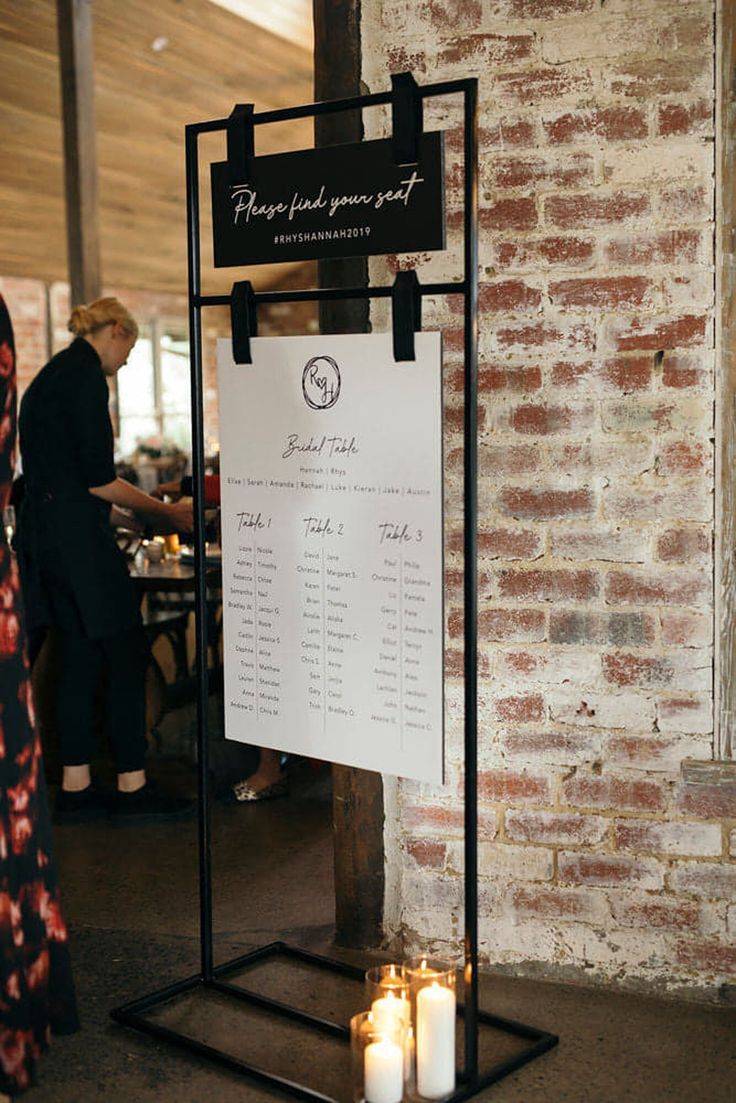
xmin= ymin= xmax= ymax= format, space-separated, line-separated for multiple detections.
xmin=67 ymin=297 xmax=138 ymax=340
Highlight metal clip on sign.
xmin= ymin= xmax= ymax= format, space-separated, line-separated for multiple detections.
xmin=391 ymin=71 xmax=423 ymax=165
xmin=391 ymin=269 xmax=422 ymax=362
xmin=230 ymin=280 xmax=258 ymax=365
xmin=227 ymin=102 xmax=255 ymax=184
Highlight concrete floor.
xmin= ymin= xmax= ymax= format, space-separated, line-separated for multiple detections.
xmin=31 ymin=742 xmax=734 ymax=1102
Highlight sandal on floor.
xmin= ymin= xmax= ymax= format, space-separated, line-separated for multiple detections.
xmin=232 ymin=777 xmax=289 ymax=803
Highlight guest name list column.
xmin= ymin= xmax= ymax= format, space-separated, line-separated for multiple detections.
xmin=218 ymin=332 xmax=444 ymax=784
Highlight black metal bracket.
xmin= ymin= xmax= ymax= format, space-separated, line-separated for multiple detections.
xmin=391 ymin=71 xmax=423 ymax=165
xmin=230 ymin=280 xmax=258 ymax=364
xmin=227 ymin=102 xmax=255 ymax=184
xmin=391 ymin=269 xmax=422 ymax=361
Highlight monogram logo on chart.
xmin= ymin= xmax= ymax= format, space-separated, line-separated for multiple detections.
xmin=302 ymin=355 xmax=341 ymax=410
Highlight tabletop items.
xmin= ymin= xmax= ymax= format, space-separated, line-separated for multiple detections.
xmin=352 ymin=960 xmax=456 ymax=1103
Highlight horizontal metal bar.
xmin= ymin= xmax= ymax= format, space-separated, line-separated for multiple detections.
xmin=186 ymin=78 xmax=474 ymax=135
xmin=474 ymin=1006 xmax=557 ymax=1043
xmin=210 ymin=979 xmax=349 ymax=1039
xmin=212 ymin=940 xmax=285 ymax=980
xmin=196 ymin=282 xmax=466 ymax=308
xmin=110 ymin=972 xmax=203 ymax=1020
xmin=277 ymin=943 xmax=366 ymax=980
xmin=117 ymin=1011 xmax=339 ymax=1103
xmin=449 ymin=1033 xmax=559 ymax=1103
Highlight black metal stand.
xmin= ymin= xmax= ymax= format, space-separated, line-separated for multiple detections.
xmin=111 ymin=75 xmax=559 ymax=1100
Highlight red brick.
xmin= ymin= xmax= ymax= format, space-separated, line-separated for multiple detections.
xmin=512 ymin=886 xmax=603 ymax=922
xmin=478 ymin=198 xmax=538 ymax=231
xmin=656 ymin=528 xmax=710 ymax=563
xmin=544 ymin=106 xmax=648 ymax=145
xmin=610 ymin=56 xmax=710 ymax=100
xmin=559 ymin=852 xmax=664 ymax=890
xmin=498 ymin=486 xmax=595 ymax=520
xmin=507 ymin=0 xmax=593 ymax=15
xmin=677 ymin=780 xmax=736 ymax=820
xmin=602 ymin=654 xmax=674 ymax=689
xmin=477 ymin=281 xmax=542 ymax=313
xmin=504 ymin=729 xmax=599 ymax=762
xmin=604 ymin=229 xmax=701 ymax=266
xmin=611 ymin=314 xmax=708 ymax=351
xmin=546 ymin=192 xmax=649 ymax=229
xmin=386 ymin=46 xmax=427 ymax=74
xmin=497 ymin=66 xmax=593 ymax=104
xmin=496 ymin=320 xmax=596 ymax=351
xmin=443 ymin=326 xmax=465 ymax=356
xmin=660 ymin=610 xmax=711 ymax=646
xmin=498 ymin=568 xmax=599 ymax=602
xmin=438 ymin=32 xmax=534 ymax=66
xmin=445 ymin=569 xmax=492 ymax=601
xmin=613 ymin=898 xmax=700 ymax=932
xmin=481 ymin=444 xmax=540 ymax=476
xmin=670 ymin=862 xmax=736 ymax=899
xmin=563 ymin=773 xmax=666 ymax=813
xmin=605 ymin=570 xmax=709 ymax=606
xmin=446 ymin=119 xmax=536 ymax=151
xmin=478 ymin=769 xmax=550 ymax=804
xmin=657 ymin=696 xmax=711 ymax=734
xmin=491 ymin=153 xmax=594 ymax=190
xmin=550 ymin=610 xmax=654 ymax=646
xmin=549 ymin=276 xmax=650 ymax=309
xmin=494 ymin=693 xmax=544 ymax=723
xmin=497 ymin=236 xmax=595 ymax=269
xmin=404 ymin=805 xmax=464 ymax=832
xmin=614 ymin=820 xmax=721 ymax=858
xmin=661 ymin=354 xmax=707 ymax=390
xmin=675 ymin=940 xmax=736 ymax=975
xmin=405 ymin=839 xmax=446 ymax=868
xmin=446 ymin=648 xmax=490 ymax=678
xmin=599 ymin=357 xmax=653 ymax=391
xmin=447 ymin=527 xmax=542 ymax=560
xmin=657 ymin=440 xmax=709 ymax=476
xmin=508 ymin=403 xmax=594 ymax=435
xmin=478 ymin=608 xmax=547 ymax=643
xmin=445 ymin=405 xmax=486 ymax=433
xmin=657 ymin=185 xmax=710 ymax=223
xmin=473 ymin=364 xmax=542 ymax=393
xmin=506 ymin=810 xmax=607 ymax=846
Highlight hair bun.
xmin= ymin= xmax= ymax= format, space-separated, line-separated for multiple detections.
xmin=68 ymin=304 xmax=92 ymax=336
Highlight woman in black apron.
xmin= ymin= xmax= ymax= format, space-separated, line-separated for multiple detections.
xmin=18 ymin=297 xmax=194 ymax=824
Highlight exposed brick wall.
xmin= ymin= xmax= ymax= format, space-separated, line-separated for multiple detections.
xmin=362 ymin=1 xmax=731 ymax=998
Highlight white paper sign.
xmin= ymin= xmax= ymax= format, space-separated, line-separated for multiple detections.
xmin=217 ymin=332 xmax=444 ymax=783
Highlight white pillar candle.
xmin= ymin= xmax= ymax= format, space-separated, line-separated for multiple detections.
xmin=403 ymin=1024 xmax=415 ymax=1083
xmin=416 ymin=982 xmax=456 ymax=1099
xmin=371 ymin=992 xmax=410 ymax=1033
xmin=364 ymin=1038 xmax=404 ymax=1103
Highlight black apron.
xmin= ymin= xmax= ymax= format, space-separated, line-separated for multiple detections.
xmin=18 ymin=339 xmax=141 ymax=640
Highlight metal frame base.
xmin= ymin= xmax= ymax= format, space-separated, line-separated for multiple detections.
xmin=111 ymin=941 xmax=558 ymax=1102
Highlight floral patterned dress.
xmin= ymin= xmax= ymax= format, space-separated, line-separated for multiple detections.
xmin=0 ymin=296 xmax=78 ymax=1096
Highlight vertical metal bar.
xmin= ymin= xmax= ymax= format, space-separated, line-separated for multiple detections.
xmin=185 ymin=123 xmax=214 ymax=982
xmin=462 ymin=79 xmax=480 ymax=1081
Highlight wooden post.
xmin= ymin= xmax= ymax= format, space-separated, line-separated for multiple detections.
xmin=57 ymin=0 xmax=102 ymax=306
xmin=716 ymin=0 xmax=736 ymax=761
xmin=313 ymin=0 xmax=385 ymax=947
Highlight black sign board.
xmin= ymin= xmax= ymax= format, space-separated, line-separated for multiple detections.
xmin=210 ymin=131 xmax=445 ymax=267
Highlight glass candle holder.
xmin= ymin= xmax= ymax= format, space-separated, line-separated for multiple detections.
xmin=366 ymin=965 xmax=410 ymax=1035
xmin=351 ymin=1010 xmax=405 ymax=1103
xmin=404 ymin=957 xmax=457 ymax=1100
